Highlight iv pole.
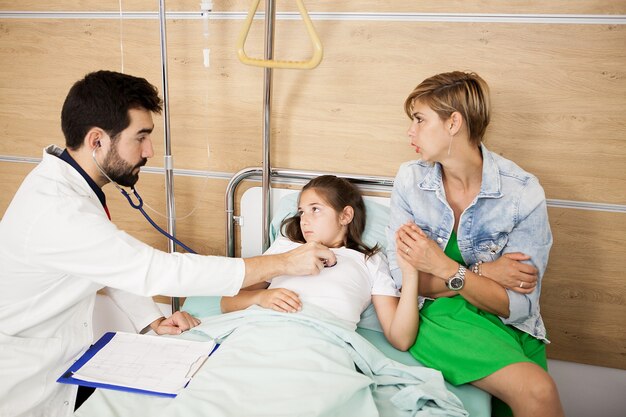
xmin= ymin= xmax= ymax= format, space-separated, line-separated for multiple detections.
xmin=261 ymin=0 xmax=276 ymax=252
xmin=157 ymin=0 xmax=180 ymax=312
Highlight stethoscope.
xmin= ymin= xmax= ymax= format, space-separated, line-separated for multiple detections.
xmin=92 ymin=145 xmax=197 ymax=254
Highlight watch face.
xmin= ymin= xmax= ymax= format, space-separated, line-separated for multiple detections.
xmin=449 ymin=277 xmax=464 ymax=290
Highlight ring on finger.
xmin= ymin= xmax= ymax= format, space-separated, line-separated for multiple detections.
xmin=405 ymin=247 xmax=410 ymax=255
xmin=519 ymin=281 xmax=524 ymax=288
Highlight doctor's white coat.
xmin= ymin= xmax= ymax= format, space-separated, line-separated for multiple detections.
xmin=0 ymin=146 xmax=245 ymax=416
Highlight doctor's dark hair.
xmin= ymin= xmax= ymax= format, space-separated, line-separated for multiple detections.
xmin=280 ymin=175 xmax=380 ymax=258
xmin=404 ymin=71 xmax=490 ymax=147
xmin=61 ymin=70 xmax=163 ymax=150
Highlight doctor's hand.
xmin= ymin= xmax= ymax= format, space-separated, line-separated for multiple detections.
xmin=396 ymin=223 xmax=457 ymax=280
xmin=151 ymin=311 xmax=201 ymax=335
xmin=282 ymin=242 xmax=337 ymax=276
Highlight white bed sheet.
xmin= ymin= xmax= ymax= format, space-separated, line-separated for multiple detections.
xmin=76 ymin=305 xmax=469 ymax=417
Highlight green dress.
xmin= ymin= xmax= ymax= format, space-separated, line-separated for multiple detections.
xmin=408 ymin=231 xmax=547 ymax=416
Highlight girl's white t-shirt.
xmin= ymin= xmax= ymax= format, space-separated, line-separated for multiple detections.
xmin=264 ymin=236 xmax=400 ymax=329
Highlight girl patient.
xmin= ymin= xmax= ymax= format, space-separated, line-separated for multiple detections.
xmin=221 ymin=175 xmax=419 ymax=350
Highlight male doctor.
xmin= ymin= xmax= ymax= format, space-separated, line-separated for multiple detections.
xmin=0 ymin=70 xmax=336 ymax=417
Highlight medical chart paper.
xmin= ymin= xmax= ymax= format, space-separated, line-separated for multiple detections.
xmin=69 ymin=332 xmax=215 ymax=396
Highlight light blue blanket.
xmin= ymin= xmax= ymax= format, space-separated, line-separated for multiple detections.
xmin=76 ymin=305 xmax=468 ymax=417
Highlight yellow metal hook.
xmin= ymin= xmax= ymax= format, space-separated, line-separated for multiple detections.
xmin=236 ymin=0 xmax=323 ymax=70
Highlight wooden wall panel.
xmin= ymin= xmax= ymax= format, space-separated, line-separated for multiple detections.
xmin=1 ymin=19 xmax=624 ymax=204
xmin=0 ymin=18 xmax=266 ymax=173
xmin=0 ymin=161 xmax=34 ymax=213
xmin=543 ymin=208 xmax=626 ymax=369
xmin=267 ymin=21 xmax=626 ymax=204
xmin=0 ymin=19 xmax=163 ymax=157
xmin=105 ymin=174 xmax=230 ymax=256
xmin=0 ymin=0 xmax=154 ymax=12
xmin=1 ymin=1 xmax=624 ymax=15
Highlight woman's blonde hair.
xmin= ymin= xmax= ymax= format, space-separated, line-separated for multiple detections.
xmin=404 ymin=71 xmax=490 ymax=146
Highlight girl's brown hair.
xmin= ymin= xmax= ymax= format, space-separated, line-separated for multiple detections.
xmin=280 ymin=175 xmax=380 ymax=258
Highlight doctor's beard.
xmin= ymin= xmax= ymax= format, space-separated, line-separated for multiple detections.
xmin=102 ymin=145 xmax=147 ymax=187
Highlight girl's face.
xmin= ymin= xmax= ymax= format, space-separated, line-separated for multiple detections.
xmin=406 ymin=100 xmax=452 ymax=162
xmin=298 ymin=189 xmax=349 ymax=248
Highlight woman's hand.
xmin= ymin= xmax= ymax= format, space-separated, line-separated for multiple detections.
xmin=258 ymin=288 xmax=302 ymax=313
xmin=396 ymin=223 xmax=458 ymax=280
xmin=480 ymin=252 xmax=538 ymax=294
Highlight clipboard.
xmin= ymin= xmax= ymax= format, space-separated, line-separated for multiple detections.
xmin=57 ymin=332 xmax=219 ymax=398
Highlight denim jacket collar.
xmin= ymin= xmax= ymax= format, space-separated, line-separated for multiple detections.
xmin=418 ymin=143 xmax=503 ymax=199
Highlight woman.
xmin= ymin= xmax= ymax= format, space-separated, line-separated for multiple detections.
xmin=388 ymin=71 xmax=564 ymax=416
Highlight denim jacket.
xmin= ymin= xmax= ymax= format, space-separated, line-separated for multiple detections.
xmin=387 ymin=144 xmax=552 ymax=342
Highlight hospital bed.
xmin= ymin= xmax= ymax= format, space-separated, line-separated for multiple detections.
xmin=75 ymin=170 xmax=491 ymax=417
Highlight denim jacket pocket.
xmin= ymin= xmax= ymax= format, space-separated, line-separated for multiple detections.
xmin=475 ymin=232 xmax=509 ymax=261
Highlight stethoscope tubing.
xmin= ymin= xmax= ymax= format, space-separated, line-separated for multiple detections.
xmin=92 ymin=147 xmax=197 ymax=254
xmin=120 ymin=187 xmax=197 ymax=254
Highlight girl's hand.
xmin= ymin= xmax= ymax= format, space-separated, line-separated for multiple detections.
xmin=395 ymin=234 xmax=415 ymax=272
xmin=395 ymin=234 xmax=418 ymax=283
xmin=396 ymin=223 xmax=458 ymax=280
xmin=418 ymin=271 xmax=456 ymax=298
xmin=480 ymin=252 xmax=538 ymax=294
xmin=258 ymin=288 xmax=302 ymax=313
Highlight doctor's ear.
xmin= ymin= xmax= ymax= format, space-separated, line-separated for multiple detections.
xmin=86 ymin=128 xmax=106 ymax=150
